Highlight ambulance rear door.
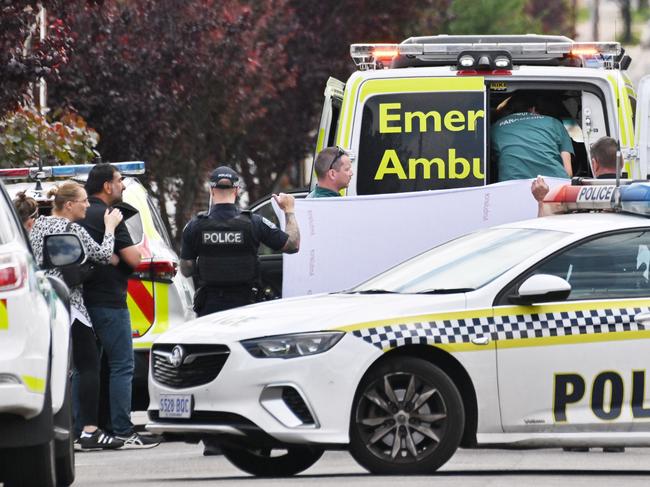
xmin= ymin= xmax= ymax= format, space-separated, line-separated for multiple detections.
xmin=311 ymin=77 xmax=345 ymax=188
xmin=581 ymin=91 xmax=608 ymax=167
xmin=346 ymin=76 xmax=487 ymax=195
xmin=634 ymin=74 xmax=650 ymax=179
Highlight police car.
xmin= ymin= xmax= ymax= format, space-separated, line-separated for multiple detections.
xmin=146 ymin=178 xmax=650 ymax=476
xmin=1 ymin=162 xmax=195 ymax=410
xmin=0 ymin=178 xmax=85 ymax=486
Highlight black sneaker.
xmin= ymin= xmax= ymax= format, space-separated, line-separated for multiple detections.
xmin=115 ymin=432 xmax=162 ymax=449
xmin=78 ymin=429 xmax=124 ymax=450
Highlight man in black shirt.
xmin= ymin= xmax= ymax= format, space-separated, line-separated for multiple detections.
xmin=79 ymin=163 xmax=158 ymax=447
xmin=180 ymin=166 xmax=300 ymax=316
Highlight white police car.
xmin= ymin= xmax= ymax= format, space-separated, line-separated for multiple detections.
xmin=0 ymin=178 xmax=85 ymax=486
xmin=147 ymin=180 xmax=650 ymax=476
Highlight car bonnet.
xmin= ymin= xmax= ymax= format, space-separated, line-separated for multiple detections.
xmin=155 ymin=291 xmax=468 ymax=344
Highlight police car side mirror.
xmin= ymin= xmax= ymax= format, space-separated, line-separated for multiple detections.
xmin=42 ymin=233 xmax=86 ymax=269
xmin=509 ymin=274 xmax=571 ymax=305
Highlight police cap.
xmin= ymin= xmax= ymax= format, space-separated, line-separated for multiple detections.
xmin=210 ymin=166 xmax=240 ymax=189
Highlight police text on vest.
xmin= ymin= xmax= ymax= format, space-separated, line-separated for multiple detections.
xmin=202 ymin=231 xmax=244 ymax=244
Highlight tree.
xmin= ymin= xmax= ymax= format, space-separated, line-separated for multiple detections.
xmin=0 ymin=1 xmax=72 ymax=116
xmin=526 ymin=0 xmax=573 ymax=37
xmin=446 ymin=0 xmax=539 ymax=34
xmin=0 ymin=107 xmax=98 ymax=168
xmin=618 ymin=0 xmax=633 ymax=44
xmin=51 ymin=0 xmax=298 ymax=240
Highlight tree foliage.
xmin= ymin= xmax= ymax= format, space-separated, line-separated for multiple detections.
xmin=51 ymin=0 xmax=298 ymax=238
xmin=0 ymin=0 xmax=72 ymax=115
xmin=446 ymin=0 xmax=540 ymax=35
xmin=526 ymin=0 xmax=573 ymax=37
xmin=0 ymin=107 xmax=99 ymax=168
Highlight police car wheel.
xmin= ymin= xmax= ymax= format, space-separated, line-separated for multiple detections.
xmin=3 ymin=385 xmax=57 ymax=487
xmin=221 ymin=445 xmax=324 ymax=477
xmin=54 ymin=366 xmax=75 ymax=486
xmin=349 ymin=357 xmax=464 ymax=475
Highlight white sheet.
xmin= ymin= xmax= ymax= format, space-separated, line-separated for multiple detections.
xmin=280 ymin=178 xmax=568 ymax=297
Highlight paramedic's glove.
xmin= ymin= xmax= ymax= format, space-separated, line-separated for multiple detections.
xmin=273 ymin=193 xmax=295 ymax=214
xmin=531 ymin=177 xmax=549 ymax=203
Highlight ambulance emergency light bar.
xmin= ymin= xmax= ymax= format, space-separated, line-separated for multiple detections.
xmin=350 ymin=41 xmax=621 ymax=70
xmin=0 ymin=161 xmax=145 ymax=180
xmin=543 ymin=181 xmax=650 ymax=216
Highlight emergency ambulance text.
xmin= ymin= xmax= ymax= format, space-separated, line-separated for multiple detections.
xmin=379 ymin=103 xmax=484 ymax=133
xmin=374 ymin=102 xmax=485 ymax=182
xmin=374 ymin=149 xmax=484 ymax=181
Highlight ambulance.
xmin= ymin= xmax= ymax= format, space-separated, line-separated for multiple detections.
xmin=314 ymin=34 xmax=650 ymax=193
xmin=255 ymin=35 xmax=650 ymax=299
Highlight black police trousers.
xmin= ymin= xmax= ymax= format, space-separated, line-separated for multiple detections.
xmin=194 ymin=286 xmax=253 ymax=317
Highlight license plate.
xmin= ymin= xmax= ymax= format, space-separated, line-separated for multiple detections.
xmin=159 ymin=394 xmax=192 ymax=419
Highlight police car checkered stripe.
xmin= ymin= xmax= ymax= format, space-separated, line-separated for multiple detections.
xmin=351 ymin=306 xmax=649 ymax=350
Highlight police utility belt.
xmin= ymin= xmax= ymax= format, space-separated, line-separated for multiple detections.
xmin=194 ymin=211 xmax=259 ymax=287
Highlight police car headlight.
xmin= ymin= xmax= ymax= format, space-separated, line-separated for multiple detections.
xmin=241 ymin=332 xmax=345 ymax=359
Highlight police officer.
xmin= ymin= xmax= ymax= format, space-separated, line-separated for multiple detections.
xmin=180 ymin=166 xmax=300 ymax=316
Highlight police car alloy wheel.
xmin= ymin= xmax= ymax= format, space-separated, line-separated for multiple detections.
xmin=350 ymin=357 xmax=464 ymax=474
xmin=220 ymin=445 xmax=324 ymax=477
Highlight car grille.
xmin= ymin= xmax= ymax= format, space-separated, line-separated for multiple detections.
xmin=152 ymin=343 xmax=230 ymax=389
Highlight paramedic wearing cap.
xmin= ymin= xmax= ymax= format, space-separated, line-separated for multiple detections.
xmin=180 ymin=166 xmax=300 ymax=316
xmin=492 ymin=91 xmax=574 ymax=181
xmin=306 ymin=146 xmax=354 ymax=198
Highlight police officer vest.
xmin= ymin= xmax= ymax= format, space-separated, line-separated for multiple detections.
xmin=194 ymin=211 xmax=258 ymax=286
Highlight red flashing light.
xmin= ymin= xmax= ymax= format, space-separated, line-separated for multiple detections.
xmin=570 ymin=48 xmax=599 ymax=56
xmin=373 ymin=48 xmax=398 ymax=62
xmin=0 ymin=168 xmax=30 ymax=179
xmin=544 ymin=184 xmax=581 ymax=203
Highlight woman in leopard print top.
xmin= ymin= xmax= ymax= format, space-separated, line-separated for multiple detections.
xmin=30 ymin=180 xmax=125 ymax=449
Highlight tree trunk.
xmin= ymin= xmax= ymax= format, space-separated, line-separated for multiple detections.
xmin=621 ymin=0 xmax=633 ymax=43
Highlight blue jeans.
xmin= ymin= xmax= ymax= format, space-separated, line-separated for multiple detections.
xmin=87 ymin=306 xmax=134 ymax=436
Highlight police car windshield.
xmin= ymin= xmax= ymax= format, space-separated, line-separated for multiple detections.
xmin=352 ymin=228 xmax=565 ymax=294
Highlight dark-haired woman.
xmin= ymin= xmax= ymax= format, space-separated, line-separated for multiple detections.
xmin=12 ymin=190 xmax=39 ymax=232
